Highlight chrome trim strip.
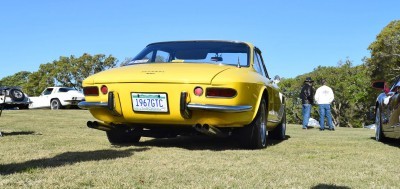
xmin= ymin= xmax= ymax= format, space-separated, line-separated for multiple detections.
xmin=187 ymin=103 xmax=252 ymax=112
xmin=64 ymin=100 xmax=84 ymax=103
xmin=78 ymin=101 xmax=108 ymax=109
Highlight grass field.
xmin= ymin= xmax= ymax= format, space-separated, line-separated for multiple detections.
xmin=0 ymin=110 xmax=399 ymax=188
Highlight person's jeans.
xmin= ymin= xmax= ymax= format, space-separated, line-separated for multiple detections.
xmin=302 ymin=104 xmax=311 ymax=128
xmin=319 ymin=104 xmax=333 ymax=129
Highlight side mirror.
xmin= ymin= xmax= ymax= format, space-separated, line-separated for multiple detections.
xmin=372 ymin=81 xmax=391 ymax=94
xmin=372 ymin=81 xmax=385 ymax=89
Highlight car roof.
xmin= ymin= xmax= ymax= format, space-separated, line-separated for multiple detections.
xmin=147 ymin=40 xmax=255 ymax=48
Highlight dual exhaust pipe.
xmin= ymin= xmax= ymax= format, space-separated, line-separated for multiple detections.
xmin=193 ymin=123 xmax=227 ymax=137
xmin=87 ymin=121 xmax=113 ymax=131
xmin=87 ymin=120 xmax=227 ymax=138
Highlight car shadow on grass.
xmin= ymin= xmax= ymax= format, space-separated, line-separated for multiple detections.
xmin=369 ymin=137 xmax=400 ymax=148
xmin=132 ymin=135 xmax=290 ymax=151
xmin=311 ymin=183 xmax=351 ymax=189
xmin=0 ymin=131 xmax=40 ymax=136
xmin=0 ymin=148 xmax=149 ymax=175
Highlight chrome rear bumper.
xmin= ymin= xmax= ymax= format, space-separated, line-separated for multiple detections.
xmin=78 ymin=101 xmax=108 ymax=109
xmin=187 ymin=104 xmax=252 ymax=112
xmin=78 ymin=101 xmax=252 ymax=113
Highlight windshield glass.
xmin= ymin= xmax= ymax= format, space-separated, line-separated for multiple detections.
xmin=129 ymin=41 xmax=250 ymax=67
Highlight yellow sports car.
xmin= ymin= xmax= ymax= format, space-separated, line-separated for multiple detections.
xmin=79 ymin=40 xmax=286 ymax=149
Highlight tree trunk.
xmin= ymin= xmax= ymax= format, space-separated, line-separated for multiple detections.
xmin=331 ymin=102 xmax=341 ymax=127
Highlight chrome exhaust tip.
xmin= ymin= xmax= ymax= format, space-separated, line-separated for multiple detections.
xmin=193 ymin=123 xmax=227 ymax=137
xmin=86 ymin=121 xmax=112 ymax=131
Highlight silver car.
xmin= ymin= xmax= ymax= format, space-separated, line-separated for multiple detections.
xmin=372 ymin=79 xmax=400 ymax=141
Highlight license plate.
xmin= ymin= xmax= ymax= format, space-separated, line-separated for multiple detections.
xmin=132 ymin=93 xmax=168 ymax=112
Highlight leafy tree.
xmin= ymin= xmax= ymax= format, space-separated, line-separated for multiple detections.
xmin=25 ymin=63 xmax=56 ymax=96
xmin=0 ymin=54 xmax=117 ymax=96
xmin=279 ymin=77 xmax=303 ymax=124
xmin=367 ymin=20 xmax=400 ymax=83
xmin=0 ymin=71 xmax=31 ymax=88
xmin=279 ymin=59 xmax=371 ymax=128
xmin=52 ymin=53 xmax=117 ymax=89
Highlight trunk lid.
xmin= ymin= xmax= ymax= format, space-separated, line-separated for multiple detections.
xmin=87 ymin=63 xmax=232 ymax=84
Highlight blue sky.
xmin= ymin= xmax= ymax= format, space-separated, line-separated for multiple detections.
xmin=0 ymin=0 xmax=399 ymax=79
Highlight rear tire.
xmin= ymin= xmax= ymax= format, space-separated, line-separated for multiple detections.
xmin=269 ymin=109 xmax=286 ymax=140
xmin=50 ymin=99 xmax=62 ymax=110
xmin=241 ymin=98 xmax=267 ymax=149
xmin=375 ymin=107 xmax=387 ymax=142
xmin=106 ymin=127 xmax=142 ymax=144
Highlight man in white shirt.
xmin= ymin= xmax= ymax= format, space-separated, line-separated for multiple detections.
xmin=314 ymin=79 xmax=335 ymax=131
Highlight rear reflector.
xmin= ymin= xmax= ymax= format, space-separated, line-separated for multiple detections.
xmin=206 ymin=88 xmax=237 ymax=98
xmin=83 ymin=86 xmax=99 ymax=96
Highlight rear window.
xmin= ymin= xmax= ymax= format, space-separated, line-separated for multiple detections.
xmin=129 ymin=41 xmax=250 ymax=67
xmin=58 ymin=88 xmax=75 ymax=93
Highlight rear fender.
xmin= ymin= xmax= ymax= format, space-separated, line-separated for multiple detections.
xmin=253 ymin=86 xmax=283 ymax=128
xmin=251 ymin=86 xmax=269 ymax=123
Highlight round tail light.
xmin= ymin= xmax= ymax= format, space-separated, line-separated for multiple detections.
xmin=100 ymin=85 xmax=108 ymax=94
xmin=194 ymin=87 xmax=203 ymax=96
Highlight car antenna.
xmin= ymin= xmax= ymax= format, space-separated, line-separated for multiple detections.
xmin=237 ymin=57 xmax=241 ymax=68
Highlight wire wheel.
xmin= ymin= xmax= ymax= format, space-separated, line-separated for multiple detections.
xmin=51 ymin=99 xmax=62 ymax=110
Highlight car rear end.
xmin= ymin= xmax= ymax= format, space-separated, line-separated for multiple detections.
xmin=79 ymin=64 xmax=259 ymax=128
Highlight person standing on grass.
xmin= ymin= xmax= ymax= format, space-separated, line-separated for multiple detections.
xmin=314 ymin=79 xmax=335 ymax=131
xmin=300 ymin=77 xmax=315 ymax=129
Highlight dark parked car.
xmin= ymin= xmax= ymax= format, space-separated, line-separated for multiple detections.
xmin=0 ymin=86 xmax=30 ymax=109
xmin=372 ymin=79 xmax=400 ymax=141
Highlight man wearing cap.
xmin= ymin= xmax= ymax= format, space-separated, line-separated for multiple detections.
xmin=300 ymin=77 xmax=315 ymax=129
xmin=314 ymin=79 xmax=335 ymax=131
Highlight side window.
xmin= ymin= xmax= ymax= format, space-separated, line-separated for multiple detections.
xmin=59 ymin=88 xmax=69 ymax=93
xmin=155 ymin=50 xmax=170 ymax=62
xmin=142 ymin=51 xmax=154 ymax=62
xmin=253 ymin=51 xmax=266 ymax=77
xmin=256 ymin=50 xmax=270 ymax=79
xmin=42 ymin=88 xmax=53 ymax=95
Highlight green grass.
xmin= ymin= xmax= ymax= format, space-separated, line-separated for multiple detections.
xmin=0 ymin=110 xmax=399 ymax=188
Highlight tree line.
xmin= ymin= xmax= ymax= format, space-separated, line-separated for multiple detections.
xmin=279 ymin=20 xmax=400 ymax=127
xmin=279 ymin=60 xmax=372 ymax=128
xmin=0 ymin=54 xmax=117 ymax=96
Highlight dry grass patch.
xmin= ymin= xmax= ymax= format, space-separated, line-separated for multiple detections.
xmin=0 ymin=110 xmax=399 ymax=188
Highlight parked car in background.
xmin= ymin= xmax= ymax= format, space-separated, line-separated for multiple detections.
xmin=79 ymin=40 xmax=286 ymax=149
xmin=0 ymin=86 xmax=30 ymax=109
xmin=29 ymin=87 xmax=85 ymax=110
xmin=372 ymin=78 xmax=400 ymax=141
